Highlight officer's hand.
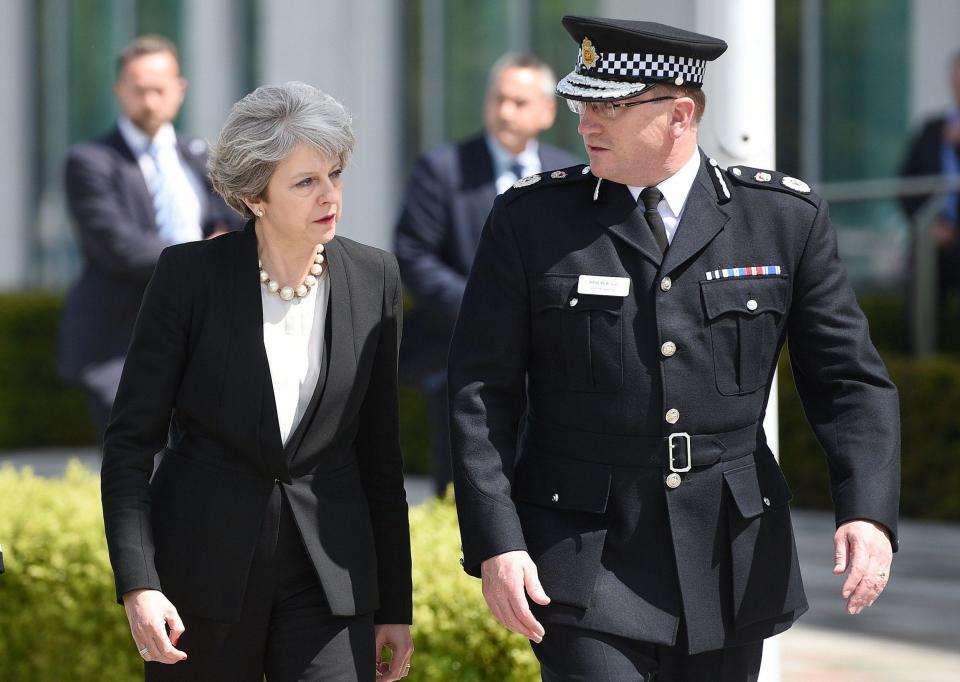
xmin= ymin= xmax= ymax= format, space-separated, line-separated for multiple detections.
xmin=480 ymin=550 xmax=551 ymax=642
xmin=832 ymin=520 xmax=892 ymax=615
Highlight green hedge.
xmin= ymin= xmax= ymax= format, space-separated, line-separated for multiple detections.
xmin=0 ymin=293 xmax=94 ymax=447
xmin=0 ymin=465 xmax=537 ymax=681
xmin=779 ymin=352 xmax=960 ymax=520
xmin=2 ymin=292 xmax=960 ymax=520
xmin=0 ymin=293 xmax=430 ymax=472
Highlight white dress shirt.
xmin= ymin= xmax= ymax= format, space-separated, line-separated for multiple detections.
xmin=261 ymin=270 xmax=330 ymax=445
xmin=628 ymin=149 xmax=701 ymax=245
xmin=118 ymin=117 xmax=204 ymax=243
xmin=486 ymin=134 xmax=542 ymax=195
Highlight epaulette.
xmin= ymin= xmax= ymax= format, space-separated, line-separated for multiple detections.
xmin=503 ymin=164 xmax=594 ymax=203
xmin=723 ymin=164 xmax=819 ymax=206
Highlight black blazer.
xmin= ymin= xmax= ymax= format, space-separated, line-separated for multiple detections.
xmin=394 ymin=134 xmax=579 ymax=381
xmin=101 ymin=222 xmax=412 ymax=625
xmin=59 ymin=127 xmax=240 ymax=383
xmin=449 ymin=153 xmax=899 ymax=654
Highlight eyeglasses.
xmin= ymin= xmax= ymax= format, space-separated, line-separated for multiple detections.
xmin=566 ymin=96 xmax=678 ymax=120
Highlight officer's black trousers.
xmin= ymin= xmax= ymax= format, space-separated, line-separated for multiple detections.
xmin=145 ymin=485 xmax=375 ymax=682
xmin=532 ymin=623 xmax=763 ymax=682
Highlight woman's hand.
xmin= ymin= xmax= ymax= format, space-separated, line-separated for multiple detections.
xmin=122 ymin=588 xmax=188 ymax=664
xmin=374 ymin=624 xmax=413 ymax=680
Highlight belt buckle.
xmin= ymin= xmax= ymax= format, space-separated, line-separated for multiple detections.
xmin=668 ymin=432 xmax=692 ymax=473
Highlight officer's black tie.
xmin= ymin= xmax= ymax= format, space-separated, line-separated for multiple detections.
xmin=639 ymin=186 xmax=669 ymax=254
xmin=509 ymin=159 xmax=525 ymax=181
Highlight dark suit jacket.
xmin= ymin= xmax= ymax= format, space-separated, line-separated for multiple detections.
xmin=449 ymin=153 xmax=900 ymax=654
xmin=394 ymin=134 xmax=579 ymax=382
xmin=59 ymin=127 xmax=240 ymax=384
xmin=101 ymin=222 xmax=412 ymax=625
xmin=900 ymin=115 xmax=959 ymax=218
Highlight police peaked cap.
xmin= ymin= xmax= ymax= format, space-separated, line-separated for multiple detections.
xmin=556 ymin=15 xmax=727 ymax=102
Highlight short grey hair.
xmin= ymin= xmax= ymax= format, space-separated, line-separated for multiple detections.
xmin=208 ymin=81 xmax=355 ymax=218
xmin=487 ymin=53 xmax=557 ymax=99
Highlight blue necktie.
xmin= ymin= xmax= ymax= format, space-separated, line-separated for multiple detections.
xmin=148 ymin=143 xmax=191 ymax=243
xmin=509 ymin=159 xmax=525 ymax=181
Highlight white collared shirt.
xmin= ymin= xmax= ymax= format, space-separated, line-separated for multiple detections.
xmin=486 ymin=134 xmax=542 ymax=195
xmin=261 ymin=269 xmax=330 ymax=446
xmin=628 ymin=149 xmax=701 ymax=245
xmin=117 ymin=117 xmax=204 ymax=244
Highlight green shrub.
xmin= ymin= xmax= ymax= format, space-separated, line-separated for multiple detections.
xmin=0 ymin=466 xmax=537 ymax=681
xmin=779 ymin=351 xmax=960 ymax=521
xmin=399 ymin=385 xmax=430 ymax=475
xmin=410 ymin=492 xmax=539 ymax=682
xmin=3 ymin=291 xmax=960 ymax=519
xmin=0 ymin=293 xmax=94 ymax=447
xmin=0 ymin=462 xmax=138 ymax=681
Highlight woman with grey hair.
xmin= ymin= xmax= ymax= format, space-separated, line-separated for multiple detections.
xmin=101 ymin=81 xmax=413 ymax=681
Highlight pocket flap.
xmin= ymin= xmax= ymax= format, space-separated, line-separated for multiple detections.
xmin=566 ymin=294 xmax=624 ymax=314
xmin=723 ymin=462 xmax=765 ymax=519
xmin=513 ymin=455 xmax=612 ymax=514
xmin=532 ymin=275 xmax=575 ymax=312
xmin=700 ymin=277 xmax=789 ymax=320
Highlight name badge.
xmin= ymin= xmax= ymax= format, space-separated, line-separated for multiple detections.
xmin=577 ymin=275 xmax=631 ymax=297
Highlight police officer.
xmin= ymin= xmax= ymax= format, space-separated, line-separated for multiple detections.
xmin=448 ymin=15 xmax=900 ymax=682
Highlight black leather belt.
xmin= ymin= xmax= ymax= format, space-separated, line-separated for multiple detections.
xmin=522 ymin=416 xmax=761 ymax=470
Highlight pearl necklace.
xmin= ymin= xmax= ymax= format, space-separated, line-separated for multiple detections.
xmin=259 ymin=244 xmax=325 ymax=301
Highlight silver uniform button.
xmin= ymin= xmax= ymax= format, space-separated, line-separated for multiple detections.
xmin=763 ymin=497 xmax=771 ymax=507
xmin=665 ymin=473 xmax=682 ymax=489
xmin=551 ymin=493 xmax=560 ymax=503
xmin=665 ymin=408 xmax=680 ymax=424
xmin=746 ymin=299 xmax=758 ymax=311
xmin=569 ymin=298 xmax=579 ymax=307
xmin=661 ymin=341 xmax=677 ymax=357
xmin=660 ymin=277 xmax=672 ymax=292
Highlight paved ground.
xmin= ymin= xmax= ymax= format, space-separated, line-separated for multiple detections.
xmin=4 ymin=448 xmax=960 ymax=680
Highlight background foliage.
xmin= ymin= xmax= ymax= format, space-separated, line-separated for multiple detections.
xmin=1 ymin=292 xmax=959 ymax=520
xmin=0 ymin=466 xmax=536 ymax=681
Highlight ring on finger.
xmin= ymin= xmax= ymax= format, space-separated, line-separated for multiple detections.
xmin=877 ymin=570 xmax=887 ymax=579
xmin=138 ymin=645 xmax=149 ymax=658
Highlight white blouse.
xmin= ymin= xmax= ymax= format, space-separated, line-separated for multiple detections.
xmin=261 ymin=271 xmax=330 ymax=445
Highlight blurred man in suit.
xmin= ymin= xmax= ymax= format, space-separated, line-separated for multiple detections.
xmin=395 ymin=53 xmax=579 ymax=495
xmin=901 ymin=50 xmax=960 ymax=308
xmin=59 ymin=35 xmax=239 ymax=442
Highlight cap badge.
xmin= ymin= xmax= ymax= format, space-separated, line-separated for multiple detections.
xmin=550 ymin=170 xmax=567 ymax=179
xmin=513 ymin=174 xmax=542 ymax=189
xmin=754 ymin=171 xmax=772 ymax=183
xmin=580 ymin=37 xmax=599 ymax=69
xmin=781 ymin=176 xmax=811 ymax=193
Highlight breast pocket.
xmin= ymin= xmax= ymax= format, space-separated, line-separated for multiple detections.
xmin=532 ymin=275 xmax=624 ymax=392
xmin=700 ymin=277 xmax=789 ymax=396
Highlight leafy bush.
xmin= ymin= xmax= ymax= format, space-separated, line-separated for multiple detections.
xmin=0 ymin=462 xmax=138 ymax=681
xmin=409 ymin=491 xmax=539 ymax=682
xmin=779 ymin=352 xmax=960 ymax=520
xmin=0 ymin=466 xmax=537 ymax=681
xmin=2 ymin=291 xmax=960 ymax=519
xmin=0 ymin=293 xmax=94 ymax=447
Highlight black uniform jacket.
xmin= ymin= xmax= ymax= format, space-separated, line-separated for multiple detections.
xmin=449 ymin=152 xmax=900 ymax=654
xmin=101 ymin=221 xmax=412 ymax=625
xmin=59 ymin=127 xmax=240 ymax=383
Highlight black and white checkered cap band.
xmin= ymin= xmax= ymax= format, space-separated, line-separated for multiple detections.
xmin=589 ymin=52 xmax=706 ymax=83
